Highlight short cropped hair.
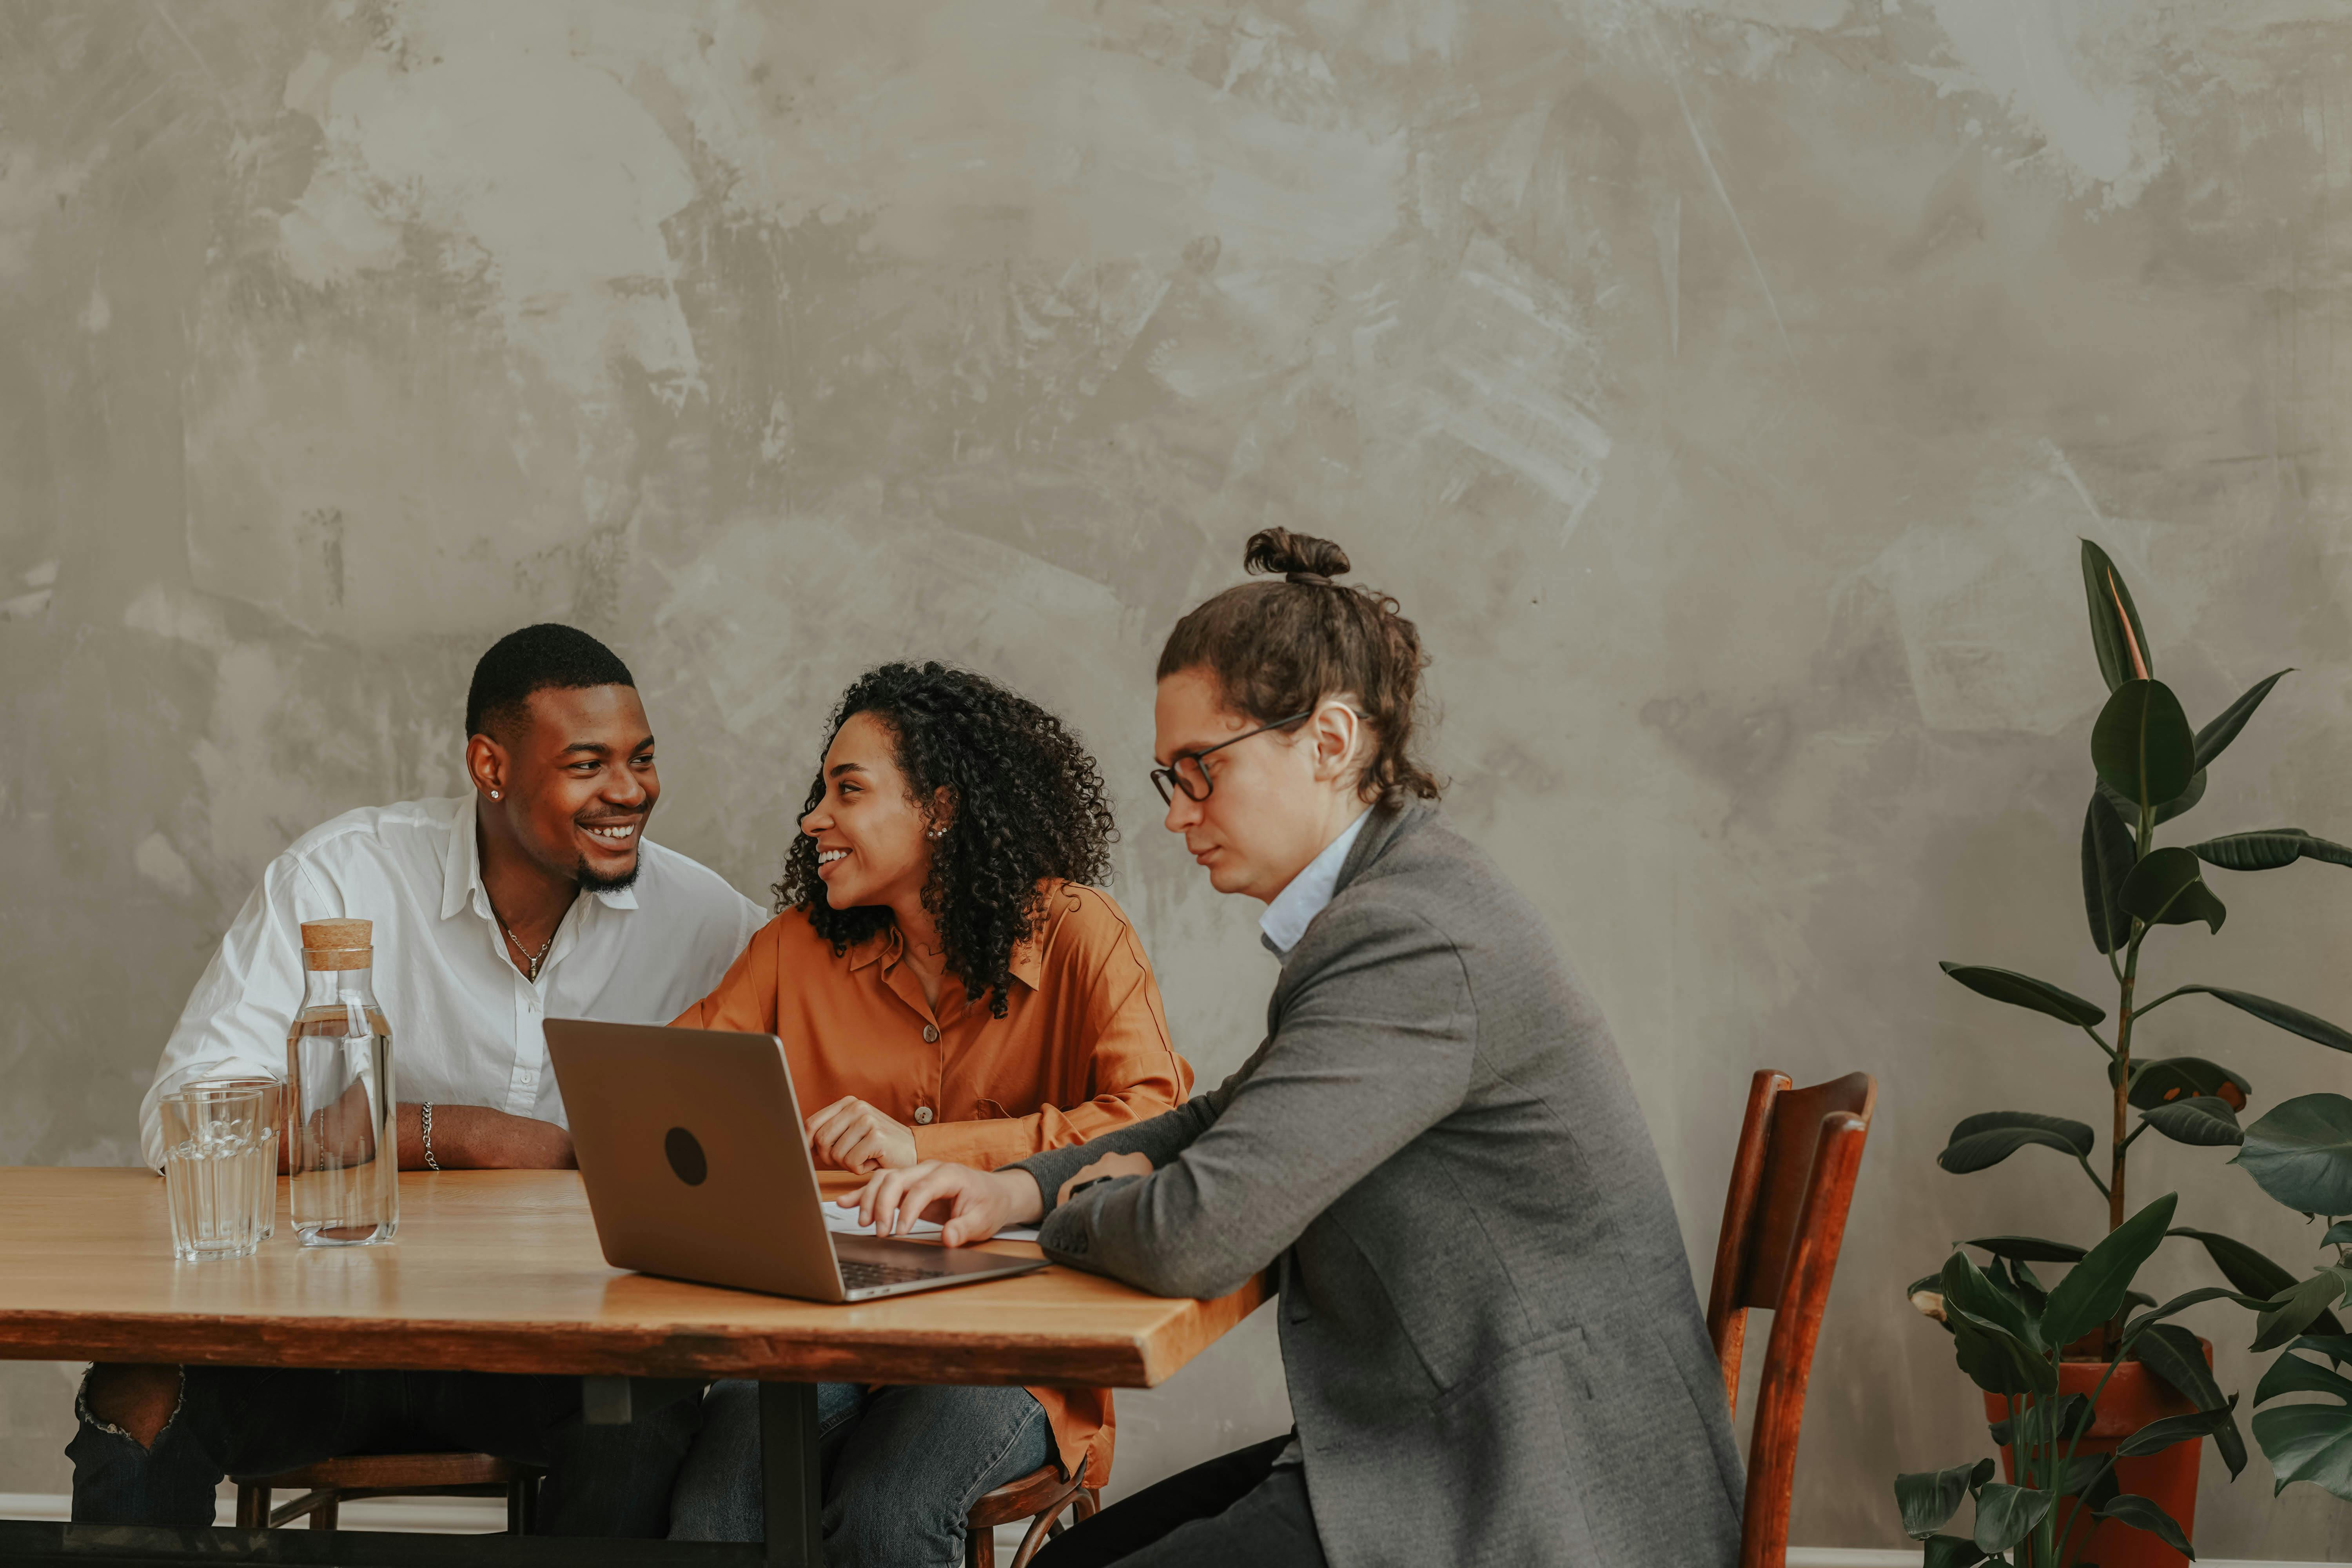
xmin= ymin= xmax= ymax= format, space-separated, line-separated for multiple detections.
xmin=465 ymin=624 xmax=636 ymax=739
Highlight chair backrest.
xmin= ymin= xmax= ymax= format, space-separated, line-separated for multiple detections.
xmin=1704 ymin=1068 xmax=1876 ymax=1568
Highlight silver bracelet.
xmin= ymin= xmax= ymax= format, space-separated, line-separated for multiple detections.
xmin=421 ymin=1102 xmax=441 ymax=1172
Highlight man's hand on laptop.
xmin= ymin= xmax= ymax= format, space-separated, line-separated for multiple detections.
xmin=395 ymin=1103 xmax=577 ymax=1170
xmin=844 ymin=1161 xmax=1044 ymax=1246
xmin=805 ymin=1095 xmax=918 ymax=1173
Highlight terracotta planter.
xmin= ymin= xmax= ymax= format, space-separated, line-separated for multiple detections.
xmin=1980 ymin=1340 xmax=2207 ymax=1568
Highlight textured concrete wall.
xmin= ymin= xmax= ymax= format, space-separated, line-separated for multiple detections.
xmin=6 ymin=0 xmax=2352 ymax=1553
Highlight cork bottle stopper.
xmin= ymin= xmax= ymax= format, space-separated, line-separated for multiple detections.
xmin=301 ymin=918 xmax=374 ymax=971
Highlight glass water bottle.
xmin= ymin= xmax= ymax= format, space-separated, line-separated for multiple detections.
xmin=286 ymin=918 xmax=399 ymax=1247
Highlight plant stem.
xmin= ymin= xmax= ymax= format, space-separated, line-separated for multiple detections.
xmin=2111 ymin=801 xmax=2155 ymax=1240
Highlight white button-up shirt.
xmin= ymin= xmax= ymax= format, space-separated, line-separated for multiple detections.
xmin=1258 ymin=808 xmax=1371 ymax=963
xmin=140 ymin=795 xmax=764 ymax=1167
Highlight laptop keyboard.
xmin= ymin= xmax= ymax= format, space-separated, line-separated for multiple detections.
xmin=840 ymin=1258 xmax=950 ymax=1292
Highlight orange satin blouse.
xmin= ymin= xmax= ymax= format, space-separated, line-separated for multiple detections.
xmin=671 ymin=880 xmax=1193 ymax=1484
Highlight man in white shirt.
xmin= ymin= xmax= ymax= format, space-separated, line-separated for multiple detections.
xmin=71 ymin=624 xmax=764 ymax=1536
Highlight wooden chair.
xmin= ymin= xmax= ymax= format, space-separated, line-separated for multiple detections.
xmin=965 ymin=1455 xmax=1100 ymax=1568
xmin=1706 ymin=1069 xmax=1876 ymax=1568
xmin=234 ymin=1451 xmax=542 ymax=1534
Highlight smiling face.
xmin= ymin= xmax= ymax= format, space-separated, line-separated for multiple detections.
xmin=1155 ymin=666 xmax=1364 ymax=903
xmin=799 ymin=710 xmax=940 ymax=914
xmin=475 ymin=684 xmax=659 ymax=891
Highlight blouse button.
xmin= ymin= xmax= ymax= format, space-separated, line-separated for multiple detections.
xmin=913 ymin=1106 xmax=935 ymax=1125
xmin=922 ymin=1024 xmax=940 ymax=1044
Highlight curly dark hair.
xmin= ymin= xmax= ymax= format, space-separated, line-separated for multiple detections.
xmin=771 ymin=662 xmax=1118 ymax=1018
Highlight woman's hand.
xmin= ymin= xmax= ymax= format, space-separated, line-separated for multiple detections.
xmin=806 ymin=1095 xmax=919 ymax=1173
xmin=843 ymin=1161 xmax=1044 ymax=1246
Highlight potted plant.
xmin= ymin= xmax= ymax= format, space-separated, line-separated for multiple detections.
xmin=1899 ymin=540 xmax=2352 ymax=1564
xmin=1899 ymin=1194 xmax=2242 ymax=1564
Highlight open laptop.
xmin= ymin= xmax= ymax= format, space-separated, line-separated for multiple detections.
xmin=545 ymin=1019 xmax=1045 ymax=1303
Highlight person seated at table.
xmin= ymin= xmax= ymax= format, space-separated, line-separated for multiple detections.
xmin=846 ymin=531 xmax=1746 ymax=1568
xmin=70 ymin=623 xmax=764 ymax=1536
xmin=661 ymin=660 xmax=1192 ymax=1564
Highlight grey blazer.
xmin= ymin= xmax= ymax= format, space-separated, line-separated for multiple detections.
xmin=1010 ymin=803 xmax=1742 ymax=1568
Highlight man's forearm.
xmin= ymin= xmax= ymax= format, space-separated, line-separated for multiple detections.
xmin=394 ymin=1102 xmax=575 ymax=1170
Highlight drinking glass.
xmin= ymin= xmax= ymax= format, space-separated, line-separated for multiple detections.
xmin=183 ymin=1076 xmax=283 ymax=1241
xmin=160 ymin=1086 xmax=268 ymax=1261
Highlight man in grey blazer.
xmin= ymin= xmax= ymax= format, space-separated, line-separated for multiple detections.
xmin=849 ymin=530 xmax=1742 ymax=1566
xmin=866 ymin=801 xmax=1744 ymax=1567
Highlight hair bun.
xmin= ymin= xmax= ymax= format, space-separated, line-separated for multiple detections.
xmin=1242 ymin=528 xmax=1350 ymax=582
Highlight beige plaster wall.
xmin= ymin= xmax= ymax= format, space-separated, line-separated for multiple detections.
xmin=6 ymin=0 xmax=2352 ymax=1553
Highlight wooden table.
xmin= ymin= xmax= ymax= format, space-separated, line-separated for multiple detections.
xmin=0 ymin=1167 xmax=1266 ymax=1566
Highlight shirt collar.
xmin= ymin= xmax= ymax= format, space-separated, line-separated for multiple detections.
xmin=439 ymin=794 xmax=641 ymax=920
xmin=846 ymin=920 xmax=1044 ymax=989
xmin=1260 ymin=809 xmax=1371 ymax=962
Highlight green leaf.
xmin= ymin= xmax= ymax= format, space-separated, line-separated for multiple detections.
xmin=2328 ymin=1221 xmax=2352 ymax=1246
xmin=2172 ymin=987 xmax=2352 ymax=1054
xmin=1898 ymin=1460 xmax=1990 ymax=1539
xmin=2100 ymin=766 xmax=2208 ymax=828
xmin=2288 ymin=1334 xmax=2352 ymax=1364
xmin=2118 ymin=846 xmax=2227 ymax=934
xmin=2126 ymin=1287 xmax=2258 ymax=1339
xmin=1966 ymin=1236 xmax=2089 ymax=1264
xmin=1941 ymin=1112 xmax=2096 ymax=1176
xmin=2118 ymin=1396 xmax=2241 ymax=1457
xmin=1974 ymin=1482 xmax=2054 ymax=1555
xmin=2140 ymin=1096 xmax=2243 ymax=1147
xmin=2126 ymin=1058 xmax=2250 ymax=1112
xmin=2186 ymin=829 xmax=2352 ymax=873
xmin=2169 ymin=1228 xmax=2344 ymax=1335
xmin=2254 ymin=1348 xmax=2352 ymax=1407
xmin=1923 ymin=1534 xmax=1988 ymax=1568
xmin=2043 ymin=1193 xmax=2180 ymax=1349
xmin=2236 ymin=1094 xmax=2352 ymax=1215
xmin=2253 ymin=1269 xmax=2352 ymax=1354
xmin=2081 ymin=540 xmax=2155 ymax=693
xmin=2092 ymin=680 xmax=2196 ymax=815
xmin=2193 ymin=668 xmax=2291 ymax=771
xmin=1938 ymin=962 xmax=2107 ymax=1027
xmin=2133 ymin=1324 xmax=2248 ymax=1479
xmin=2253 ymin=1401 xmax=2352 ymax=1502
xmin=2082 ymin=791 xmax=2138 ymax=956
xmin=2094 ymin=1492 xmax=2195 ymax=1557
xmin=2042 ymin=1189 xmax=2183 ymax=1354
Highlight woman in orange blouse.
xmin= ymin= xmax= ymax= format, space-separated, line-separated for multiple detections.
xmin=665 ymin=662 xmax=1191 ymax=1563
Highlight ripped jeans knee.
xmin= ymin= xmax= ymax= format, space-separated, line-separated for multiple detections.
xmin=78 ymin=1364 xmax=185 ymax=1451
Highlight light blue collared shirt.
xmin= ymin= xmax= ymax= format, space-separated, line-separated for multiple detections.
xmin=1258 ymin=809 xmax=1371 ymax=962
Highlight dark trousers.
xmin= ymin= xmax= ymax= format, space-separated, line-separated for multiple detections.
xmin=68 ymin=1365 xmax=701 ymax=1537
xmin=1033 ymin=1434 xmax=1328 ymax=1568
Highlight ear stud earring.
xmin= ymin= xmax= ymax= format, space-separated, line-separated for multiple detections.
xmin=490 ymin=790 xmax=501 ymax=800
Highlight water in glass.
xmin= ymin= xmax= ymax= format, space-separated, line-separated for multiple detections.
xmin=183 ymin=1075 xmax=282 ymax=1240
xmin=161 ymin=1087 xmax=267 ymax=1261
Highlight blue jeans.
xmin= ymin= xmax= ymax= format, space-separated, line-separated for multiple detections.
xmin=670 ymin=1380 xmax=1054 ymax=1565
xmin=67 ymin=1364 xmax=700 ymax=1536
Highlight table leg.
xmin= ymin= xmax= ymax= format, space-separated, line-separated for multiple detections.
xmin=758 ymin=1381 xmax=821 ymax=1568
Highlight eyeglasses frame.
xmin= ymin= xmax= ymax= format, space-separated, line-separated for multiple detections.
xmin=1150 ymin=710 xmax=1316 ymax=805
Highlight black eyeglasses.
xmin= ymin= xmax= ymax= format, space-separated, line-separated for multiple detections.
xmin=1150 ymin=711 xmax=1314 ymax=804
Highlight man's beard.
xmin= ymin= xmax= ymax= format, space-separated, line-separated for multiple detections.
xmin=573 ymin=857 xmax=642 ymax=893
